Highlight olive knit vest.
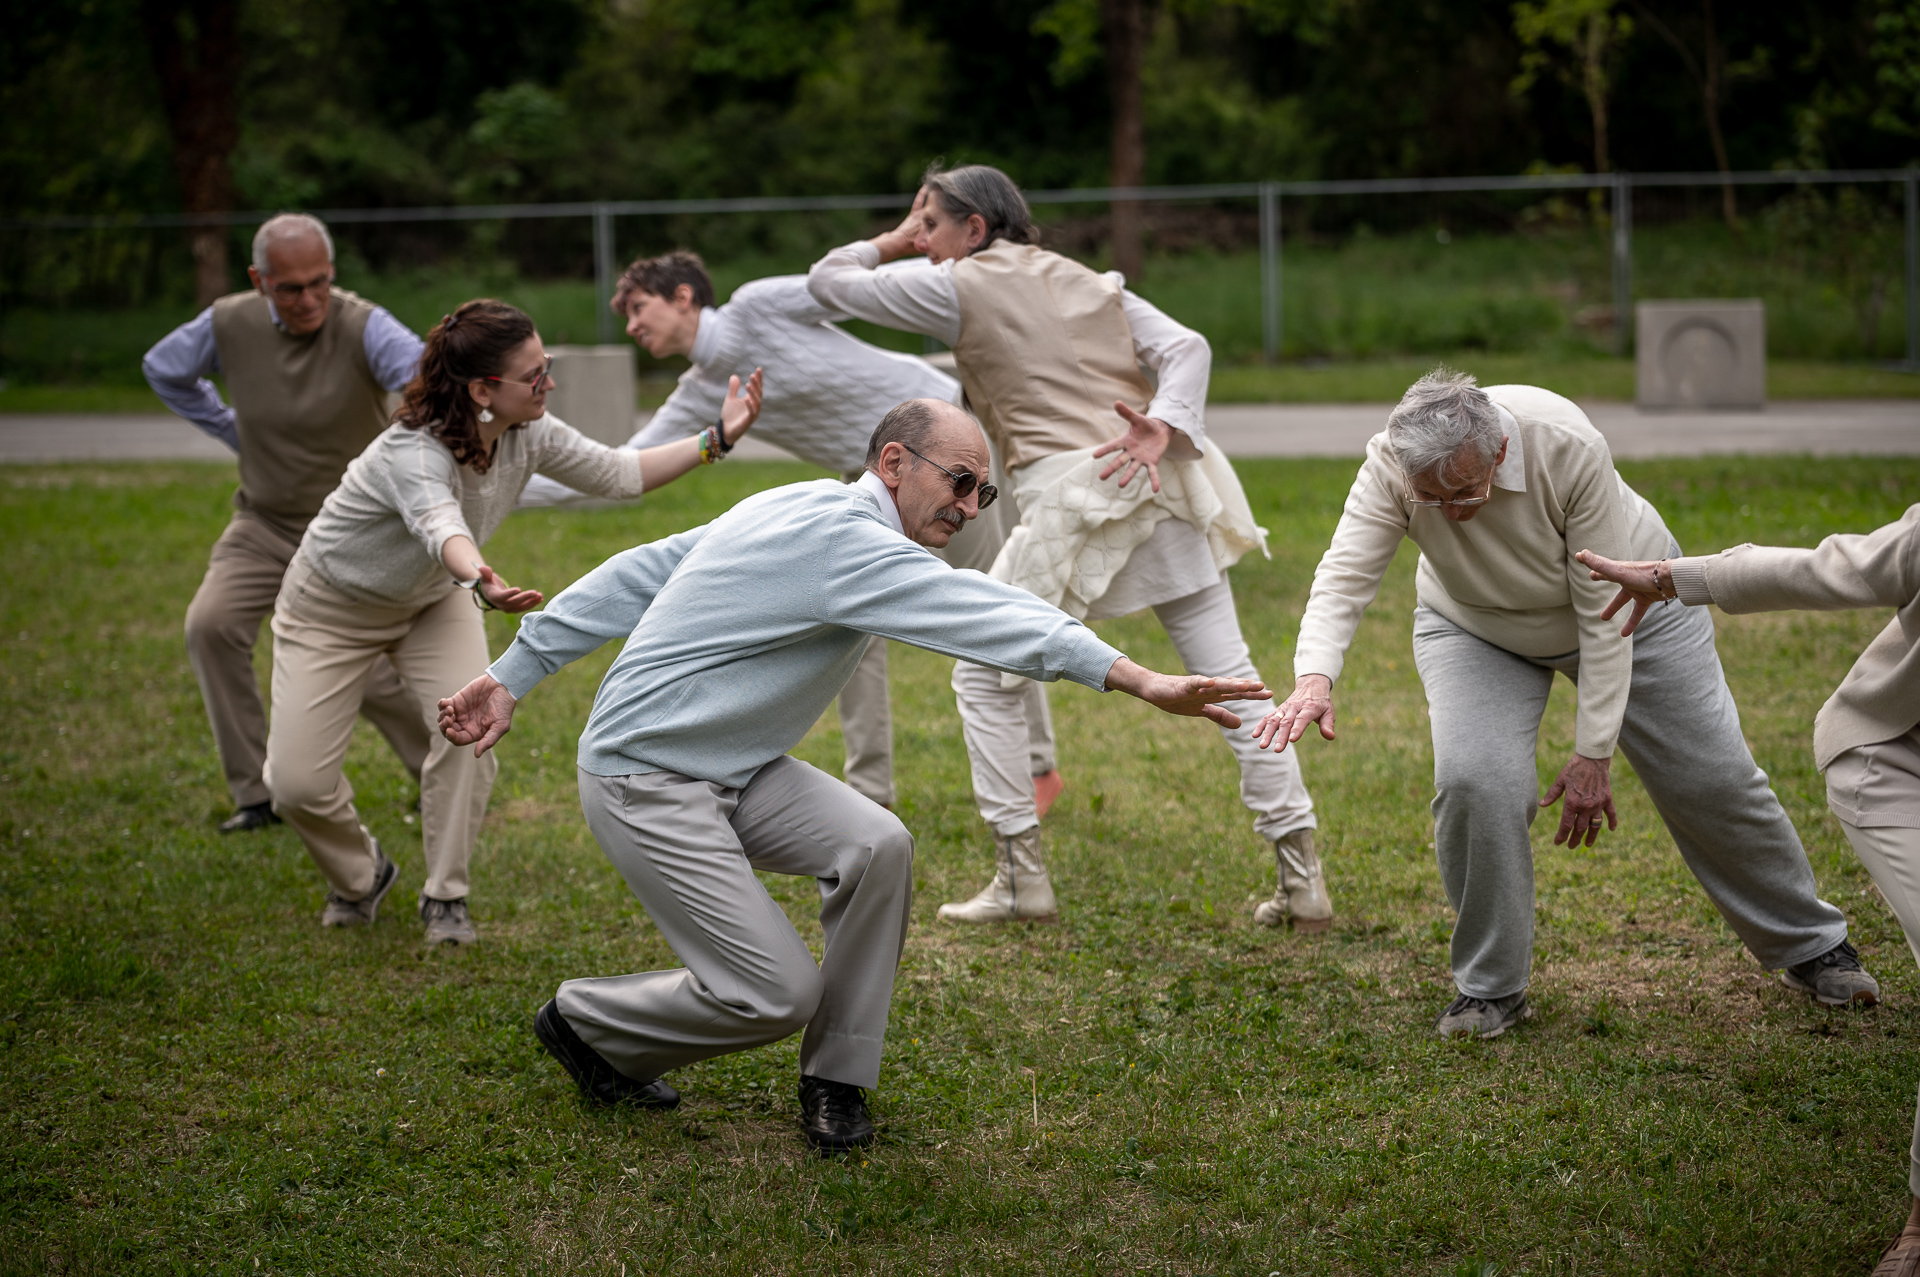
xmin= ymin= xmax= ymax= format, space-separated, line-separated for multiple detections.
xmin=209 ymin=287 xmax=389 ymax=538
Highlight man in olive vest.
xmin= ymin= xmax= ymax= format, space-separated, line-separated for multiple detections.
xmin=808 ymin=164 xmax=1327 ymax=929
xmin=143 ymin=212 xmax=431 ymax=832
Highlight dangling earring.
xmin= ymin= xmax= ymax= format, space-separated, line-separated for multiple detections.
xmin=477 ymin=408 xmax=494 ymax=424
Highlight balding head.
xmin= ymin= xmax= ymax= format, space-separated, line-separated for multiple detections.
xmin=866 ymin=398 xmax=991 ymax=548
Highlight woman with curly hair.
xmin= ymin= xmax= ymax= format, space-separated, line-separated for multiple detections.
xmin=265 ymin=298 xmax=762 ymax=945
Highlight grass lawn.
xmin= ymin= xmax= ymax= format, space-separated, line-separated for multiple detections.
xmin=3 ymin=455 xmax=1919 ymax=1273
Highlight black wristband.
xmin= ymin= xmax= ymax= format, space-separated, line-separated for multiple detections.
xmin=714 ymin=416 xmax=735 ymax=453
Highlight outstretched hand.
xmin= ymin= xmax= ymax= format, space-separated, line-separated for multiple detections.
xmin=1252 ymin=674 xmax=1337 ymax=754
xmin=438 ymin=673 xmax=518 ymax=757
xmin=1093 ymin=402 xmax=1189 ymax=493
xmin=720 ymin=368 xmax=765 ymax=444
xmin=476 ymin=564 xmax=543 ymax=614
xmin=1574 ymin=549 xmax=1669 ymax=637
xmin=1103 ymin=657 xmax=1269 ymax=727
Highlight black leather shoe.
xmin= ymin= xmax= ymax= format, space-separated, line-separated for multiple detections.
xmin=532 ymin=999 xmax=679 ymax=1109
xmin=219 ymin=802 xmax=282 ymax=834
xmin=798 ymin=1074 xmax=875 ymax=1152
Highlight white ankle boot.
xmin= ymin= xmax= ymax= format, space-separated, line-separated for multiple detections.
xmin=1253 ymin=828 xmax=1333 ymax=932
xmin=937 ymin=827 xmax=1059 ymax=923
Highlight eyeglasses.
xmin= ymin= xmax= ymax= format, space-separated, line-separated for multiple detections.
xmin=484 ymin=354 xmax=554 ymax=392
xmin=1405 ymin=469 xmax=1495 ymax=508
xmin=902 ymin=444 xmax=997 ymax=510
xmin=265 ymin=273 xmax=334 ymax=303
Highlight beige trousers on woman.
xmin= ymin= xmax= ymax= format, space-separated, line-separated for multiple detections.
xmin=265 ymin=554 xmax=497 ymax=903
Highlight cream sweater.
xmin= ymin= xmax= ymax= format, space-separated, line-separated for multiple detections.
xmin=298 ymin=414 xmax=645 ymax=605
xmin=1294 ymin=385 xmax=1672 ymax=758
xmin=1670 ymin=505 xmax=1920 ymax=768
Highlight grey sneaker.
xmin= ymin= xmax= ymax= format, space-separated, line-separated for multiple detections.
xmin=1436 ymin=990 xmax=1533 ymax=1039
xmin=420 ymin=895 xmax=477 ymax=946
xmin=320 ymin=844 xmax=398 ymax=927
xmin=1781 ymin=939 xmax=1879 ymax=1007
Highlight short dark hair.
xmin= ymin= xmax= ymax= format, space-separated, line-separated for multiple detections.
xmin=865 ymin=398 xmax=954 ymax=468
xmin=921 ymin=163 xmax=1038 ymax=253
xmin=610 ymin=249 xmax=715 ymax=313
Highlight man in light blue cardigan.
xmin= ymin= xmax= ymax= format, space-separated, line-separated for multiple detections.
xmin=438 ymin=398 xmax=1267 ymax=1152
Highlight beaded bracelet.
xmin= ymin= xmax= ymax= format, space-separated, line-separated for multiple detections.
xmin=698 ymin=426 xmax=721 ymax=465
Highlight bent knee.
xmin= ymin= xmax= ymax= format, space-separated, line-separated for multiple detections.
xmin=749 ymin=968 xmax=824 ymax=1037
xmin=265 ymin=759 xmax=344 ymax=814
xmin=1433 ymin=767 xmax=1539 ymax=819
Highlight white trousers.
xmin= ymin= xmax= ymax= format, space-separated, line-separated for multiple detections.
xmin=954 ymin=576 xmax=1315 ymax=839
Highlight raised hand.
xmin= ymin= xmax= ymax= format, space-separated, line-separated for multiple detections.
xmin=438 ymin=672 xmax=518 ymax=757
xmin=1574 ymin=549 xmax=1669 ymax=637
xmin=1092 ymin=401 xmax=1177 ymax=493
xmin=476 ymin=564 xmax=543 ymax=614
xmin=872 ymin=187 xmax=932 ymax=262
xmin=1252 ymin=674 xmax=1337 ymax=753
xmin=1103 ymin=657 xmax=1270 ymax=727
xmin=720 ymin=367 xmax=765 ymax=444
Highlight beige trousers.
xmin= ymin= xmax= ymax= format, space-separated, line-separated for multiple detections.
xmin=185 ymin=511 xmax=429 ymax=808
xmin=265 ymin=555 xmax=497 ymax=902
xmin=564 ymin=757 xmax=913 ymax=1089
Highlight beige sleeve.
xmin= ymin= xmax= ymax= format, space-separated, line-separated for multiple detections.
xmin=1293 ymin=438 xmax=1411 ymax=684
xmin=528 ymin=415 xmax=646 ymax=501
xmin=1560 ymin=440 xmax=1639 ymax=759
xmin=1684 ymin=505 xmax=1920 ymax=614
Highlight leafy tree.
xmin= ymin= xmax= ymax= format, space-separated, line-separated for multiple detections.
xmin=1512 ymin=0 xmax=1632 ymax=172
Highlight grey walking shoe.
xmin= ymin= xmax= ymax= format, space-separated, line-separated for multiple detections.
xmin=1253 ymin=828 xmax=1333 ymax=932
xmin=420 ymin=895 xmax=478 ymax=946
xmin=319 ymin=843 xmax=398 ymax=928
xmin=1435 ymin=990 xmax=1534 ymax=1039
xmin=1781 ymin=939 xmax=1880 ymax=1007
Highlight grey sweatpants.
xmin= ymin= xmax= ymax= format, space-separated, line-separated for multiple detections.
xmin=560 ymin=757 xmax=914 ymax=1090
xmin=1412 ymin=595 xmax=1848 ymax=1000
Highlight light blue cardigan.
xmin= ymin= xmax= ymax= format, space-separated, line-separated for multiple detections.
xmin=489 ymin=478 xmax=1125 ymax=787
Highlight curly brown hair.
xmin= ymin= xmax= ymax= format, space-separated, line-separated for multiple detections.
xmin=394 ymin=299 xmax=536 ymax=473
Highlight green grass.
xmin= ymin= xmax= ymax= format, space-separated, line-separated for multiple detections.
xmin=7 ymin=215 xmax=1917 ymax=402
xmin=4 ymin=455 xmax=1920 ymax=1272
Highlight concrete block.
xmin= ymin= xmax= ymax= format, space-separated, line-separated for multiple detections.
xmin=545 ymin=345 xmax=637 ymax=446
xmin=1636 ymin=300 xmax=1766 ymax=410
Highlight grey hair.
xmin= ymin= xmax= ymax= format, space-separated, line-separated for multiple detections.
xmin=865 ymin=398 xmax=967 ymax=468
xmin=1385 ymin=368 xmax=1504 ymax=487
xmin=252 ymin=213 xmax=334 ymax=275
xmin=921 ymin=162 xmax=1038 ymax=253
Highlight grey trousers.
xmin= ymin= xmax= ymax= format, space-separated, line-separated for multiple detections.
xmin=1412 ymin=597 xmax=1848 ymax=1000
xmin=561 ymin=757 xmax=915 ymax=1089
xmin=185 ymin=511 xmax=428 ymax=807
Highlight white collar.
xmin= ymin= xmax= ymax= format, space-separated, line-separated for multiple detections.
xmin=1491 ymin=405 xmax=1526 ymax=493
xmin=853 ymin=468 xmax=906 ymax=537
xmin=687 ymin=305 xmax=725 ymax=369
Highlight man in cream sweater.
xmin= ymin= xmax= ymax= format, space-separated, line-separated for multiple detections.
xmin=1580 ymin=510 xmax=1920 ymax=1272
xmin=1257 ymin=369 xmax=1876 ymax=1039
xmin=437 ymin=398 xmax=1269 ymax=1152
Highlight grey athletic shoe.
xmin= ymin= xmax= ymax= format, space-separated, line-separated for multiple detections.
xmin=1781 ymin=939 xmax=1880 ymax=1007
xmin=320 ymin=844 xmax=398 ymax=927
xmin=1435 ymin=990 xmax=1533 ymax=1039
xmin=420 ymin=895 xmax=477 ymax=946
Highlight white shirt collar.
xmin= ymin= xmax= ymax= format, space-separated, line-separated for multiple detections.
xmin=687 ymin=306 xmax=725 ymax=368
xmin=853 ymin=468 xmax=906 ymax=537
xmin=1491 ymin=405 xmax=1526 ymax=493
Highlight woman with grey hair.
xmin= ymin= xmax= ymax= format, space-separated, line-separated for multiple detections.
xmin=807 ymin=163 xmax=1322 ymax=930
xmin=1256 ymin=368 xmax=1877 ymax=1038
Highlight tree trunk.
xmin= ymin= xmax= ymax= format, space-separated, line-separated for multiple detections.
xmin=1102 ymin=0 xmax=1147 ymax=282
xmin=1699 ymin=0 xmax=1736 ymax=229
xmin=141 ymin=0 xmax=241 ymax=307
xmin=1581 ymin=14 xmax=1611 ymax=173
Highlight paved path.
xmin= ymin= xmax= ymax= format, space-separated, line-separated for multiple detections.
xmin=3 ymin=400 xmax=1915 ymax=464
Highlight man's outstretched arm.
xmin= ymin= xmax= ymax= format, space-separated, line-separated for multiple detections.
xmin=439 ymin=525 xmax=709 ymax=755
xmin=1102 ymin=656 xmax=1269 ymax=727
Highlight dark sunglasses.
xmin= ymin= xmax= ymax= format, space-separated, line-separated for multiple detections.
xmin=902 ymin=444 xmax=997 ymax=510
